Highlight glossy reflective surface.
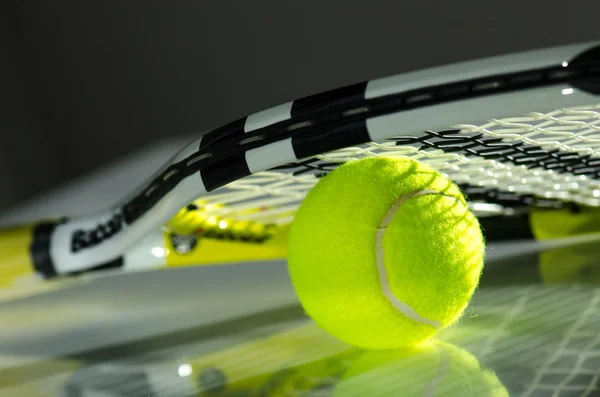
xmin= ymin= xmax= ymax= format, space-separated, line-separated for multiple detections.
xmin=1 ymin=236 xmax=600 ymax=396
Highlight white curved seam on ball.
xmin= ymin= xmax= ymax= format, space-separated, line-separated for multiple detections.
xmin=376 ymin=189 xmax=459 ymax=329
xmin=423 ymin=345 xmax=452 ymax=397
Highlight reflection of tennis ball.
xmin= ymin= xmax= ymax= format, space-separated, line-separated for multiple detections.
xmin=540 ymin=241 xmax=600 ymax=284
xmin=333 ymin=341 xmax=508 ymax=397
xmin=530 ymin=206 xmax=600 ymax=284
xmin=288 ymin=158 xmax=484 ymax=349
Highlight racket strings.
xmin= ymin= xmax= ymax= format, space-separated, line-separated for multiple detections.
xmin=195 ymin=150 xmax=597 ymax=224
xmin=456 ymin=105 xmax=600 ymax=154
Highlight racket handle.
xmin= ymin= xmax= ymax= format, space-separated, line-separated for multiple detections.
xmin=164 ymin=226 xmax=289 ymax=267
xmin=0 ymin=225 xmax=38 ymax=288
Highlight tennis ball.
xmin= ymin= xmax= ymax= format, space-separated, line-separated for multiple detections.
xmin=287 ymin=157 xmax=484 ymax=349
xmin=332 ymin=341 xmax=508 ymax=397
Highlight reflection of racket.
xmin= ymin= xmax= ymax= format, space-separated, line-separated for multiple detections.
xmin=63 ymin=286 xmax=600 ymax=396
xmin=5 ymin=283 xmax=600 ymax=396
xmin=0 ymin=323 xmax=357 ymax=397
xmin=1 ymin=41 xmax=599 ymax=290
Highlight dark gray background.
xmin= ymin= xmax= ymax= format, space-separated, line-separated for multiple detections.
xmin=0 ymin=0 xmax=598 ymax=212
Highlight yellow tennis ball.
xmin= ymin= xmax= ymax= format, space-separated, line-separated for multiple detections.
xmin=288 ymin=157 xmax=484 ymax=349
xmin=332 ymin=341 xmax=508 ymax=397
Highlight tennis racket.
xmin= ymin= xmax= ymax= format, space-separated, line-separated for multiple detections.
xmin=1 ymin=40 xmax=599 ymax=292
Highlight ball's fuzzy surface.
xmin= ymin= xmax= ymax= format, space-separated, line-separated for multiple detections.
xmin=288 ymin=157 xmax=485 ymax=349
